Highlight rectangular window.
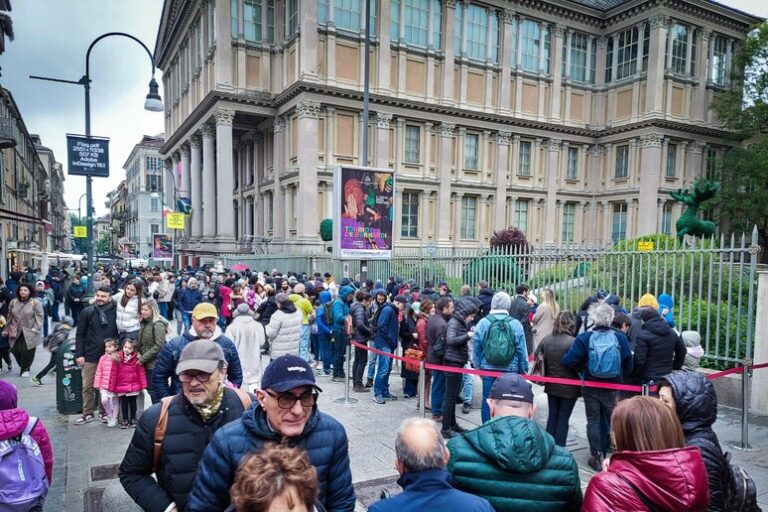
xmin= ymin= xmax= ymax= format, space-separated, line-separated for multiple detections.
xmin=209 ymin=1 xmax=216 ymax=47
xmin=150 ymin=223 xmax=160 ymax=235
xmin=460 ymin=196 xmax=477 ymax=239
xmin=589 ymin=37 xmax=597 ymax=83
xmin=669 ymin=23 xmax=689 ymax=74
xmin=464 ymin=133 xmax=479 ymax=170
xmin=612 ymin=203 xmax=627 ymax=241
xmin=562 ymin=203 xmax=575 ymax=242
xmin=244 ymin=0 xmax=262 ymax=42
xmin=287 ymin=0 xmax=299 ymax=36
xmin=666 ymin=143 xmax=677 ymax=178
xmin=616 ymin=27 xmax=639 ymax=79
xmin=404 ymin=0 xmax=429 ymax=47
xmin=642 ymin=22 xmax=650 ymax=71
xmin=453 ymin=1 xmax=462 ymax=56
xmin=706 ymin=148 xmax=718 ymax=180
xmin=231 ymin=0 xmax=239 ymax=37
xmin=570 ymin=33 xmax=588 ymax=82
xmin=150 ymin=197 xmax=160 ymax=213
xmin=661 ymin=202 xmax=672 ymax=235
xmin=615 ymin=145 xmax=629 ymax=179
xmin=147 ymin=174 xmax=163 ymax=193
xmin=267 ymin=0 xmax=275 ymax=42
xmin=335 ymin=0 xmax=361 ymax=32
xmin=521 ymin=19 xmax=541 ymax=73
xmin=401 ymin=192 xmax=419 ymax=238
xmin=605 ymin=36 xmax=613 ymax=82
xmin=566 ymin=147 xmax=578 ymax=180
xmin=710 ymin=35 xmax=728 ymax=85
xmin=518 ymin=141 xmax=531 ymax=175
xmin=455 ymin=3 xmax=497 ymax=63
xmin=404 ymin=125 xmax=421 ymax=164
xmin=514 ymin=199 xmax=529 ymax=233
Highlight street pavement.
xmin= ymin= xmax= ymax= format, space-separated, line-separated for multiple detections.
xmin=3 ymin=352 xmax=767 ymax=511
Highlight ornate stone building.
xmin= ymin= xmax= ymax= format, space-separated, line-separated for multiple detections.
xmin=154 ymin=0 xmax=760 ymax=261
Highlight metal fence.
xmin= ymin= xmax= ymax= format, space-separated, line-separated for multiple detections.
xmin=223 ymin=228 xmax=761 ymax=367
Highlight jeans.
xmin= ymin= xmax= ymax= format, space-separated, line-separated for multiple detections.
xmin=34 ymin=352 xmax=57 ymax=382
xmin=310 ymin=333 xmax=318 ymax=359
xmin=367 ymin=341 xmax=377 ymax=380
xmin=182 ymin=312 xmax=192 ymax=332
xmin=431 ymin=371 xmax=445 ymax=416
xmin=353 ymin=342 xmax=368 ymax=387
xmin=318 ymin=334 xmax=332 ymax=373
xmin=332 ymin=331 xmax=347 ymax=378
xmin=373 ymin=346 xmax=393 ymax=397
xmin=404 ymin=378 xmax=418 ymax=397
xmin=42 ymin=312 xmax=49 ymax=338
xmin=546 ymin=395 xmax=578 ymax=446
xmin=158 ymin=302 xmax=169 ymax=320
xmin=442 ymin=366 xmax=463 ymax=431
xmin=462 ymin=370 xmax=472 ymax=404
xmin=299 ymin=324 xmax=311 ymax=361
xmin=51 ymin=301 xmax=60 ymax=322
xmin=583 ymin=386 xmax=618 ymax=457
xmin=481 ymin=376 xmax=497 ymax=424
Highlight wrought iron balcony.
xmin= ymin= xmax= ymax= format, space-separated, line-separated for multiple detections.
xmin=0 ymin=118 xmax=19 ymax=149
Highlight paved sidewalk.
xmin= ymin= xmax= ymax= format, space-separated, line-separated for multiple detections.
xmin=3 ymin=353 xmax=766 ymax=511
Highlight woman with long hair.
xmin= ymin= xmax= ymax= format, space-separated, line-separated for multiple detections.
xmin=535 ymin=311 xmax=580 ymax=446
xmin=531 ymin=288 xmax=558 ymax=352
xmin=3 ymin=283 xmax=44 ymax=377
xmin=138 ymin=298 xmax=167 ymax=404
xmin=114 ymin=279 xmax=143 ymax=341
xmin=416 ymin=299 xmax=434 ymax=409
xmin=583 ymin=396 xmax=709 ymax=511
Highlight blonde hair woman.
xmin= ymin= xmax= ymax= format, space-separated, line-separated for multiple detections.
xmin=532 ymin=288 xmax=559 ymax=352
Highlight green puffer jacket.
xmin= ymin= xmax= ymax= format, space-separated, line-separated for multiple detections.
xmin=447 ymin=416 xmax=582 ymax=512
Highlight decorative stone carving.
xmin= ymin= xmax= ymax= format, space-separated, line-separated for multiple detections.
xmin=649 ymin=13 xmax=669 ymax=29
xmin=640 ymin=133 xmax=663 ymax=148
xmin=189 ymin=134 xmax=202 ymax=147
xmin=700 ymin=28 xmax=712 ymax=41
xmin=172 ymin=151 xmax=181 ymax=162
xmin=597 ymin=36 xmax=608 ymax=49
xmin=253 ymin=132 xmax=264 ymax=144
xmin=590 ymin=144 xmax=601 ymax=157
xmin=439 ymin=123 xmax=455 ymax=137
xmin=273 ymin=116 xmax=285 ymax=134
xmin=691 ymin=142 xmax=706 ymax=154
xmin=376 ymin=112 xmax=393 ymax=129
xmin=395 ymin=118 xmax=405 ymax=129
xmin=513 ymin=135 xmax=521 ymax=143
xmin=503 ymin=9 xmax=515 ymax=24
xmin=180 ymin=144 xmax=190 ymax=157
xmin=555 ymin=25 xmax=566 ymax=38
xmin=445 ymin=0 xmax=457 ymax=8
xmin=325 ymin=106 xmax=336 ymax=116
xmin=547 ymin=139 xmax=562 ymax=152
xmin=214 ymin=109 xmax=235 ymax=126
xmin=496 ymin=131 xmax=512 ymax=145
xmin=297 ymin=100 xmax=321 ymax=119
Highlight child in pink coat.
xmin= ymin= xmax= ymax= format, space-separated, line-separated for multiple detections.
xmin=93 ymin=338 xmax=120 ymax=427
xmin=109 ymin=339 xmax=146 ymax=428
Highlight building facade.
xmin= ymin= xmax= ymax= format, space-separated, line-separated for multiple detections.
xmin=154 ymin=0 xmax=759 ymax=261
xmin=32 ymin=135 xmax=69 ymax=253
xmin=123 ymin=135 xmax=168 ymax=259
xmin=107 ymin=180 xmax=128 ymax=257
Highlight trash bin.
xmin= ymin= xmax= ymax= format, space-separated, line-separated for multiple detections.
xmin=56 ymin=340 xmax=82 ymax=415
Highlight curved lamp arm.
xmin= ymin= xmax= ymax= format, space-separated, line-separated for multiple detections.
xmin=85 ymin=32 xmax=156 ymax=80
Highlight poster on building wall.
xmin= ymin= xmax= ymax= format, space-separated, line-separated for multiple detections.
xmin=152 ymin=234 xmax=172 ymax=261
xmin=66 ymin=134 xmax=110 ymax=177
xmin=333 ymin=165 xmax=394 ymax=259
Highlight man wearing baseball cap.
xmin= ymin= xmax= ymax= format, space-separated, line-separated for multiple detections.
xmin=188 ymin=354 xmax=355 ymax=512
xmin=120 ymin=340 xmax=253 ymax=512
xmin=151 ymin=302 xmax=243 ymax=400
xmin=446 ymin=374 xmax=582 ymax=511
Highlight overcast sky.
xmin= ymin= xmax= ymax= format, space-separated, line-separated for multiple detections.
xmin=0 ymin=0 xmax=766 ymax=217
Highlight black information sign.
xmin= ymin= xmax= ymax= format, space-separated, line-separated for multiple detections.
xmin=66 ymin=134 xmax=110 ymax=177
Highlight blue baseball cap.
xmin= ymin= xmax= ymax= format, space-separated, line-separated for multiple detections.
xmin=261 ymin=355 xmax=323 ymax=393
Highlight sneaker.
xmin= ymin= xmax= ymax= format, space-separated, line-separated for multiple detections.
xmin=130 ymin=420 xmax=138 ymax=428
xmin=316 ymin=372 xmax=331 ymax=378
xmin=462 ymin=403 xmax=471 ymax=414
xmin=31 ymin=377 xmax=43 ymax=386
xmin=20 ymin=371 xmax=30 ymax=378
xmin=431 ymin=415 xmax=442 ymax=422
xmin=587 ymin=455 xmax=603 ymax=472
xmin=452 ymin=424 xmax=467 ymax=433
xmin=441 ymin=429 xmax=457 ymax=439
xmin=365 ymin=378 xmax=373 ymax=388
xmin=403 ymin=394 xmax=416 ymax=399
xmin=75 ymin=414 xmax=95 ymax=425
xmin=331 ymin=376 xmax=344 ymax=383
xmin=382 ymin=393 xmax=398 ymax=401
xmin=99 ymin=414 xmax=108 ymax=424
xmin=7 ymin=363 xmax=12 ymax=372
xmin=353 ymin=386 xmax=368 ymax=393
xmin=106 ymin=418 xmax=118 ymax=428
xmin=120 ymin=422 xmax=129 ymax=429
xmin=372 ymin=395 xmax=386 ymax=404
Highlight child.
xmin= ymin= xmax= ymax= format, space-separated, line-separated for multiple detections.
xmin=110 ymin=339 xmax=147 ymax=428
xmin=93 ymin=338 xmax=120 ymax=427
xmin=32 ymin=316 xmax=74 ymax=385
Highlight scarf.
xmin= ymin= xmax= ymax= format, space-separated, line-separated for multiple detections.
xmin=193 ymin=384 xmax=224 ymax=422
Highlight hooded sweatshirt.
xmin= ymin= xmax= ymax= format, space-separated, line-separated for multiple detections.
xmin=331 ymin=286 xmax=355 ymax=332
xmin=315 ymin=291 xmax=334 ymax=336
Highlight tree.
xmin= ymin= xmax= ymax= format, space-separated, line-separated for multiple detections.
xmin=708 ymin=21 xmax=768 ymax=262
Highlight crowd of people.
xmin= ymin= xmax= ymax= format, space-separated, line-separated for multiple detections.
xmin=0 ymin=263 xmax=758 ymax=511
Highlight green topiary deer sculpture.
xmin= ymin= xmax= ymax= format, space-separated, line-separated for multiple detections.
xmin=670 ymin=180 xmax=720 ymax=241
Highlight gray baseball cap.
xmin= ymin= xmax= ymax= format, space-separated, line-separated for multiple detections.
xmin=176 ymin=340 xmax=225 ymax=375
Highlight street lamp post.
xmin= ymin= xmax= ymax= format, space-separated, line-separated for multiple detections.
xmin=31 ymin=32 xmax=163 ymax=294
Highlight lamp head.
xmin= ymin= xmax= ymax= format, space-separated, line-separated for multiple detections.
xmin=144 ymin=78 xmax=164 ymax=112
xmin=150 ymin=192 xmax=160 ymax=199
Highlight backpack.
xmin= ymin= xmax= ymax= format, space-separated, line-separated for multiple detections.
xmin=723 ymin=452 xmax=760 ymax=511
xmin=577 ymin=311 xmax=592 ymax=334
xmin=483 ymin=315 xmax=516 ymax=366
xmin=431 ymin=332 xmax=446 ymax=362
xmin=587 ymin=329 xmax=622 ymax=378
xmin=0 ymin=417 xmax=49 ymax=511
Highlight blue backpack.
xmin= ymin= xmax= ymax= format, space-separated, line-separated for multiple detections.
xmin=0 ymin=417 xmax=48 ymax=512
xmin=587 ymin=330 xmax=622 ymax=378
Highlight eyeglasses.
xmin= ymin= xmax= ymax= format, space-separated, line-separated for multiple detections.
xmin=265 ymin=390 xmax=318 ymax=409
xmin=178 ymin=371 xmax=212 ymax=383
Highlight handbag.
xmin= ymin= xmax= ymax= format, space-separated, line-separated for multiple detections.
xmin=530 ymin=351 xmax=545 ymax=377
xmin=2 ymin=305 xmax=19 ymax=340
xmin=404 ymin=345 xmax=425 ymax=372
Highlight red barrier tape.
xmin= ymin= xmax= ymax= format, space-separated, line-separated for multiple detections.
xmin=705 ymin=366 xmax=745 ymax=380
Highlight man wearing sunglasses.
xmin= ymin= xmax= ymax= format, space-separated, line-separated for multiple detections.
xmin=119 ymin=340 xmax=253 ymax=512
xmin=188 ymin=354 xmax=356 ymax=512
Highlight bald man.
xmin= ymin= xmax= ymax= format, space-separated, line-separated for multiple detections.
xmin=369 ymin=418 xmax=493 ymax=512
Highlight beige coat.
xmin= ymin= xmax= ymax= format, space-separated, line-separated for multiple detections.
xmin=532 ymin=303 xmax=556 ymax=352
xmin=8 ymin=298 xmax=44 ymax=350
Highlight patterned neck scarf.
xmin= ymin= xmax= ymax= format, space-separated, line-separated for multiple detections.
xmin=193 ymin=384 xmax=224 ymax=422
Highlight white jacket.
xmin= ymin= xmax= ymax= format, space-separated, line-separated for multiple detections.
xmin=225 ymin=315 xmax=264 ymax=389
xmin=114 ymin=291 xmax=141 ymax=333
xmin=265 ymin=307 xmax=302 ymax=359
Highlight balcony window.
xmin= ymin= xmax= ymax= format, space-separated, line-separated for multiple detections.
xmin=464 ymin=133 xmax=479 ymax=170
xmin=518 ymin=141 xmax=531 ymax=175
xmin=401 ymin=192 xmax=419 ymax=238
xmin=404 ymin=125 xmax=420 ymax=164
xmin=460 ymin=196 xmax=477 ymax=239
xmin=615 ymin=145 xmax=629 ymax=179
xmin=666 ymin=143 xmax=677 ymax=178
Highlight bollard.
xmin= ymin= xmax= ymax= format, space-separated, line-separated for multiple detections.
xmin=334 ymin=341 xmax=358 ymax=405
xmin=418 ymin=360 xmax=426 ymax=418
xmin=740 ymin=358 xmax=751 ymax=450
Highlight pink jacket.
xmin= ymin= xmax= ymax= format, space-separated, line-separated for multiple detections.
xmin=219 ymin=286 xmax=233 ymax=318
xmin=94 ymin=353 xmax=119 ymax=391
xmin=108 ymin=352 xmax=147 ymax=395
xmin=0 ymin=409 xmax=54 ymax=483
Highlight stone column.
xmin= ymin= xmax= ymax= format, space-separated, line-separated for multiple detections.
xmin=246 ymin=196 xmax=254 ymax=236
xmin=494 ymin=131 xmax=511 ymax=229
xmin=545 ymin=139 xmax=560 ymax=243
xmin=201 ymin=125 xmax=216 ymax=238
xmin=378 ymin=0 xmax=392 ymax=94
xmin=214 ymin=0 xmax=233 ymax=89
xmin=752 ymin=271 xmax=768 ymax=413
xmin=324 ymin=107 xmax=335 ymax=166
xmin=190 ymin=135 xmax=203 ymax=240
xmin=215 ymin=109 xmax=236 ymax=241
xmin=695 ymin=29 xmax=712 ymax=122
xmin=646 ymin=14 xmax=669 ymax=115
xmin=499 ymin=9 xmax=515 ymax=113
xmin=180 ymin=144 xmax=191 ymax=236
xmin=299 ymin=0 xmax=318 ymax=81
xmin=441 ymin=1 xmax=457 ymax=105
xmin=437 ymin=123 xmax=455 ymax=244
xmin=297 ymin=100 xmax=320 ymax=240
xmin=637 ymin=133 xmax=663 ymax=235
xmin=687 ymin=142 xmax=705 ymax=187
xmin=424 ymin=122 xmax=433 ymax=176
xmin=273 ymin=117 xmax=285 ymax=239
xmin=375 ymin=112 xmax=392 ymax=168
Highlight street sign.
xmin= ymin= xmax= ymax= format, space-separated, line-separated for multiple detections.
xmin=73 ymin=226 xmax=87 ymax=238
xmin=66 ymin=134 xmax=110 ymax=177
xmin=166 ymin=212 xmax=185 ymax=229
xmin=638 ymin=241 xmax=655 ymax=252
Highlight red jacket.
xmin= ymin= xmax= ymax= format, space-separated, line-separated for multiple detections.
xmin=93 ymin=352 xmax=118 ymax=391
xmin=109 ymin=352 xmax=147 ymax=395
xmin=0 ymin=409 xmax=54 ymax=483
xmin=583 ymin=446 xmax=709 ymax=511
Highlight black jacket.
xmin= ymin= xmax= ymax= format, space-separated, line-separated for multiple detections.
xmin=256 ymin=296 xmax=278 ymax=326
xmin=75 ymin=302 xmax=118 ymax=363
xmin=508 ymin=295 xmax=533 ymax=353
xmin=632 ymin=310 xmax=686 ymax=382
xmin=350 ymin=301 xmax=372 ymax=342
xmin=426 ymin=312 xmax=450 ymax=364
xmin=476 ymin=288 xmax=494 ymax=320
xmin=536 ymin=333 xmax=581 ymax=400
xmin=443 ymin=299 xmax=479 ymax=367
xmin=661 ymin=371 xmax=727 ymax=512
xmin=118 ymin=388 xmax=251 ymax=512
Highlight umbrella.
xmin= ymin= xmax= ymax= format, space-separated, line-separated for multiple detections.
xmin=231 ymin=263 xmax=250 ymax=272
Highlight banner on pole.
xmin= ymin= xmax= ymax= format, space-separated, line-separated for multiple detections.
xmin=73 ymin=226 xmax=87 ymax=238
xmin=66 ymin=134 xmax=110 ymax=177
xmin=333 ymin=165 xmax=394 ymax=259
xmin=152 ymin=234 xmax=172 ymax=261
xmin=166 ymin=212 xmax=185 ymax=229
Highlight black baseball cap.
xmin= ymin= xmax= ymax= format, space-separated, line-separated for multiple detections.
xmin=488 ymin=373 xmax=534 ymax=403
xmin=261 ymin=355 xmax=323 ymax=393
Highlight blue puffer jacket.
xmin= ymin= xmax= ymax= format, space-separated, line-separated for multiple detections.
xmin=177 ymin=286 xmax=203 ymax=313
xmin=187 ymin=403 xmax=356 ymax=512
xmin=369 ymin=469 xmax=494 ymax=512
xmin=331 ymin=286 xmax=354 ymax=332
xmin=374 ymin=302 xmax=399 ymax=351
xmin=316 ymin=291 xmax=334 ymax=336
xmin=150 ymin=327 xmax=243 ymax=399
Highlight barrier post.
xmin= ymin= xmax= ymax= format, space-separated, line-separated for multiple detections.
xmin=740 ymin=357 xmax=752 ymax=450
xmin=334 ymin=341 xmax=358 ymax=405
xmin=418 ymin=360 xmax=426 ymax=418
xmin=641 ymin=384 xmax=650 ymax=397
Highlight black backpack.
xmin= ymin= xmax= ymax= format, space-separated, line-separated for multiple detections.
xmin=431 ymin=333 xmax=446 ymax=362
xmin=698 ymin=436 xmax=760 ymax=511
